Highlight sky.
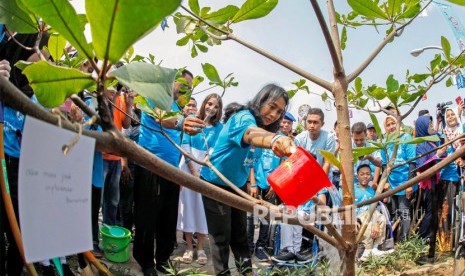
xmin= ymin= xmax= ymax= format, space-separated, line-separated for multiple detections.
xmin=71 ymin=0 xmax=465 ymax=131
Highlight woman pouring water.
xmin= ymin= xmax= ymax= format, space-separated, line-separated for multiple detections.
xmin=190 ymin=84 xmax=295 ymax=275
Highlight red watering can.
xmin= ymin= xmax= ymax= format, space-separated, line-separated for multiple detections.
xmin=267 ymin=147 xmax=332 ymax=207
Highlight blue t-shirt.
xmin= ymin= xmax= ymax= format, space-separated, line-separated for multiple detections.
xmin=294 ymin=130 xmax=335 ymax=167
xmin=84 ymin=96 xmax=104 ymax=188
xmin=3 ymin=96 xmax=39 ymax=158
xmin=254 ymin=148 xmax=281 ymax=190
xmin=138 ymin=102 xmax=182 ymax=166
xmin=380 ymin=133 xmax=416 ymax=196
xmin=200 ymin=110 xmax=258 ymax=188
xmin=440 ymin=145 xmax=459 ymax=182
xmin=182 ymin=123 xmax=223 ymax=162
xmin=354 ymin=185 xmax=375 ymax=215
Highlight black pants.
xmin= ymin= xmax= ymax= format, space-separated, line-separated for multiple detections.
xmin=203 ymin=185 xmax=252 ymax=275
xmin=133 ymin=165 xmax=180 ymax=271
xmin=117 ymin=161 xmax=135 ymax=231
xmin=247 ymin=187 xmax=274 ymax=251
xmin=92 ymin=186 xmax=102 ymax=245
xmin=1 ymin=154 xmax=23 ymax=275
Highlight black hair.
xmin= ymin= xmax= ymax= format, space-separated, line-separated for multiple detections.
xmin=418 ymin=109 xmax=429 ymax=117
xmin=351 ymin=122 xmax=366 ymax=134
xmin=306 ymin=107 xmax=325 ymax=123
xmin=222 ymin=102 xmax=242 ymax=123
xmin=245 ymin=84 xmax=289 ymax=132
xmin=181 ymin=69 xmax=193 ymax=79
xmin=0 ymin=32 xmax=50 ymax=97
xmin=357 ymin=164 xmax=372 ymax=173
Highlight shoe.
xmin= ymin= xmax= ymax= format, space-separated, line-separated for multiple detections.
xmin=42 ymin=265 xmax=55 ymax=276
xmin=182 ymin=249 xmax=194 ymax=263
xmin=415 ymin=255 xmax=435 ymax=265
xmin=359 ymin=249 xmax=372 ymax=262
xmin=92 ymin=244 xmax=103 ymax=258
xmin=197 ymin=249 xmax=208 ymax=265
xmin=255 ymin=247 xmax=270 ymax=262
xmin=62 ymin=264 xmax=75 ymax=276
xmin=372 ymin=248 xmax=394 ymax=257
xmin=156 ymin=263 xmax=170 ymax=274
xmin=295 ymin=249 xmax=312 ymax=264
xmin=142 ymin=267 xmax=158 ymax=276
xmin=271 ymin=249 xmax=295 ymax=263
xmin=356 ymin=244 xmax=365 ymax=260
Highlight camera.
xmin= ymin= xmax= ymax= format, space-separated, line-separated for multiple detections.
xmin=437 ymin=101 xmax=452 ymax=117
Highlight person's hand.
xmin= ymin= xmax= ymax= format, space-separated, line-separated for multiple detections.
xmin=271 ymin=136 xmax=295 ymax=157
xmin=69 ymin=103 xmax=83 ymax=123
xmin=124 ymin=90 xmax=136 ymax=107
xmin=459 ymin=102 xmax=465 ymax=112
xmin=371 ymin=224 xmax=381 ymax=239
xmin=437 ymin=145 xmax=447 ymax=157
xmin=265 ymin=187 xmax=275 ymax=199
xmin=405 ymin=187 xmax=413 ymax=199
xmin=0 ymin=60 xmax=11 ymax=78
xmin=121 ymin=163 xmax=132 ymax=184
xmin=383 ymin=182 xmax=390 ymax=191
xmin=183 ymin=116 xmax=205 ymax=135
xmin=248 ymin=184 xmax=258 ymax=198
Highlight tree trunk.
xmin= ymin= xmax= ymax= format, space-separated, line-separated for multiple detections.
xmin=333 ymin=72 xmax=356 ymax=275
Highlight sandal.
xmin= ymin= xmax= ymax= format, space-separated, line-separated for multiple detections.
xmin=182 ymin=249 xmax=194 ymax=263
xmin=197 ymin=250 xmax=208 ymax=265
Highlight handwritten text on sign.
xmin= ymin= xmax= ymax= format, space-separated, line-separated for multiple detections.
xmin=19 ymin=116 xmax=94 ymax=263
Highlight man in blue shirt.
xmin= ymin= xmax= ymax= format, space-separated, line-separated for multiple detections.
xmin=351 ymin=122 xmax=382 ymax=187
xmin=133 ymin=70 xmax=194 ymax=276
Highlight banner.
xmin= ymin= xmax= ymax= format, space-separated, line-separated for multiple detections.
xmin=434 ymin=0 xmax=465 ymax=52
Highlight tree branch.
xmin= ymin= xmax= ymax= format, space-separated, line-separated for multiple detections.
xmin=327 ymin=0 xmax=343 ymax=67
xmin=347 ymin=0 xmax=433 ymax=83
xmin=228 ymin=34 xmax=333 ymax=91
xmin=309 ymin=0 xmax=344 ymax=74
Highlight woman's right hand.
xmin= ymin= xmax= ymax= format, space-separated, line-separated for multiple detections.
xmin=271 ymin=136 xmax=295 ymax=157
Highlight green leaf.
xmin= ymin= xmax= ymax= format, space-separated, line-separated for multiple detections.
xmin=15 ymin=60 xmax=33 ymax=71
xmin=192 ymin=75 xmax=204 ymax=88
xmin=176 ymin=35 xmax=191 ymax=46
xmin=22 ymin=0 xmax=93 ymax=60
xmin=86 ymin=0 xmax=181 ymax=63
xmin=196 ymin=44 xmax=208 ymax=53
xmin=347 ymin=0 xmax=387 ymax=20
xmin=386 ymin=131 xmax=400 ymax=143
xmin=355 ymin=77 xmax=362 ymax=92
xmin=231 ymin=0 xmax=278 ymax=23
xmin=0 ymin=0 xmax=37 ymax=33
xmin=48 ymin=33 xmax=67 ymax=62
xmin=397 ymin=135 xmax=439 ymax=145
xmin=21 ymin=60 xmax=94 ymax=108
xmin=368 ymin=87 xmax=386 ymax=100
xmin=353 ymin=147 xmax=380 ymax=160
xmin=387 ymin=0 xmax=402 ymax=17
xmin=430 ymin=54 xmax=442 ymax=71
xmin=398 ymin=0 xmax=421 ymax=19
xmin=408 ymin=73 xmax=430 ymax=83
xmin=287 ymin=89 xmax=297 ymax=99
xmin=202 ymin=63 xmax=222 ymax=84
xmin=341 ymin=26 xmax=347 ymax=50
xmin=446 ymin=77 xmax=453 ymax=87
xmin=108 ymin=63 xmax=178 ymax=111
xmin=188 ymin=0 xmax=200 ymax=15
xmin=191 ymin=45 xmax=198 ymax=58
xmin=321 ymin=92 xmax=328 ymax=102
xmin=176 ymin=16 xmax=197 ymax=34
xmin=203 ymin=5 xmax=239 ymax=24
xmin=445 ymin=0 xmax=465 ymax=6
xmin=319 ymin=150 xmax=341 ymax=170
xmin=134 ymin=95 xmax=157 ymax=118
xmin=386 ymin=74 xmax=399 ymax=92
xmin=441 ymin=36 xmax=451 ymax=60
xmin=369 ymin=113 xmax=383 ymax=142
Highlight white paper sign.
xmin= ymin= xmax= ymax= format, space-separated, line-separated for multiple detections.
xmin=19 ymin=116 xmax=94 ymax=262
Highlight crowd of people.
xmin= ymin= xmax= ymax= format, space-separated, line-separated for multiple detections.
xmin=0 ymin=27 xmax=464 ymax=276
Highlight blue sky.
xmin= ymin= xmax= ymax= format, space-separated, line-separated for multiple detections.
xmin=72 ymin=0 xmax=465 ymax=130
